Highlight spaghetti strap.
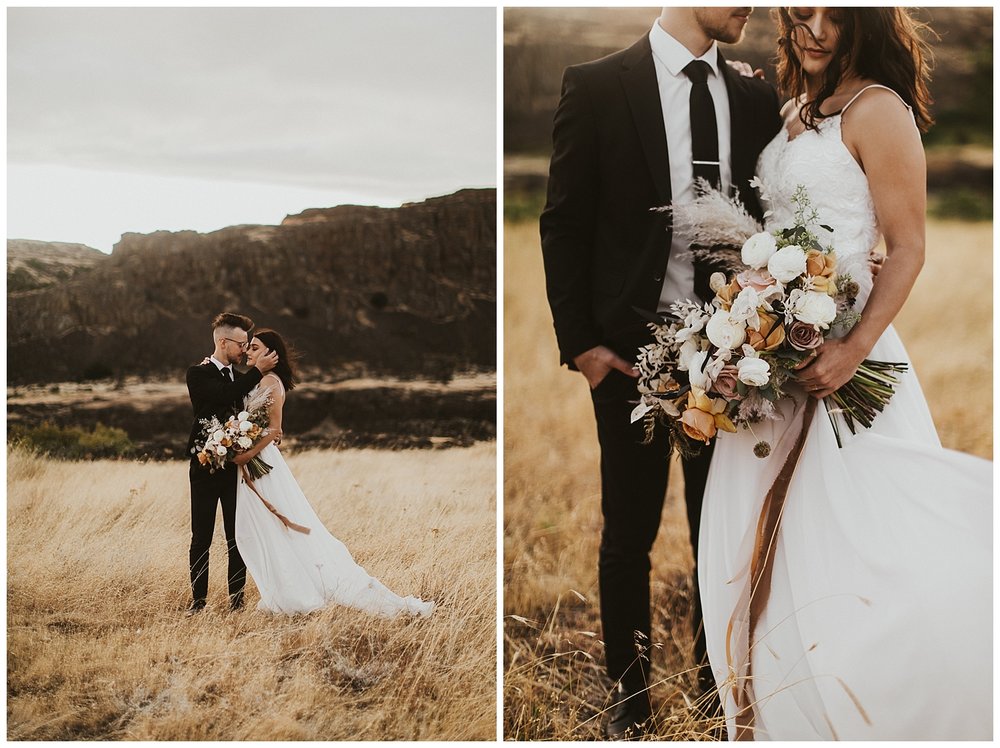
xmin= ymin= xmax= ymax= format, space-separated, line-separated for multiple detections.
xmin=841 ymin=84 xmax=912 ymax=115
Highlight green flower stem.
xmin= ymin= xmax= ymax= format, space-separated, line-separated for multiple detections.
xmin=825 ymin=358 xmax=908 ymax=442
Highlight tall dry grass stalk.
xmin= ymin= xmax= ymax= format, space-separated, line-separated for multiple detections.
xmin=8 ymin=444 xmax=496 ymax=740
xmin=503 ymin=218 xmax=992 ymax=739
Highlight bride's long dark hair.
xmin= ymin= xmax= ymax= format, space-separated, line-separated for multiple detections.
xmin=253 ymin=328 xmax=300 ymax=391
xmin=774 ymin=7 xmax=934 ymax=133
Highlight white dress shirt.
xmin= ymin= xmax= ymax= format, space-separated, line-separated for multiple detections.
xmin=209 ymin=355 xmax=234 ymax=380
xmin=648 ymin=20 xmax=732 ymax=309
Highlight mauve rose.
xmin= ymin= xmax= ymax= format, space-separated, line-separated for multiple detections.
xmin=788 ymin=321 xmax=824 ymax=351
xmin=713 ymin=365 xmax=742 ymax=400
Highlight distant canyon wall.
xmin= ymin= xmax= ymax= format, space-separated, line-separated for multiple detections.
xmin=8 ymin=188 xmax=496 ymax=384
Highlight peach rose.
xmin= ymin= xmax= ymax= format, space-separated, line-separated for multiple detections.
xmin=805 ymin=248 xmax=836 ymax=278
xmin=747 ymin=310 xmax=786 ymax=351
xmin=681 ymin=406 xmax=717 ymax=444
xmin=681 ymin=388 xmax=737 ymax=444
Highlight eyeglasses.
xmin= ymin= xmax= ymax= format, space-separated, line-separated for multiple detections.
xmin=221 ymin=337 xmax=249 ymax=350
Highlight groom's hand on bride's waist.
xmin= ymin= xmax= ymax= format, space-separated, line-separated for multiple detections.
xmin=255 ymin=349 xmax=279 ymax=374
xmin=573 ymin=345 xmax=639 ymax=390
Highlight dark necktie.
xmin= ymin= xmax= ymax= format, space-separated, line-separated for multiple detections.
xmin=221 ymin=367 xmax=232 ymax=382
xmin=682 ymin=60 xmax=721 ymax=192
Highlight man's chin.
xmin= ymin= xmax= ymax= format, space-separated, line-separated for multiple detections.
xmin=720 ymin=29 xmax=746 ymax=45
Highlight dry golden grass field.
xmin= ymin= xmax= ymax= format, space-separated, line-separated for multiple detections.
xmin=8 ymin=444 xmax=496 ymax=740
xmin=503 ymin=218 xmax=992 ymax=740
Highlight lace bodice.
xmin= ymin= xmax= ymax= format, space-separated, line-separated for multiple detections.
xmin=756 ymin=113 xmax=878 ymax=307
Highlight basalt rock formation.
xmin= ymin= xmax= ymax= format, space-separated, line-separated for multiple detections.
xmin=7 ymin=188 xmax=496 ymax=384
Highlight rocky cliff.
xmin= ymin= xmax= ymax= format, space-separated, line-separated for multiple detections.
xmin=7 ymin=188 xmax=496 ymax=384
xmin=7 ymin=239 xmax=107 ymax=292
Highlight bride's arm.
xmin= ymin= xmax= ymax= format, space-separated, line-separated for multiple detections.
xmin=797 ymin=90 xmax=926 ymax=398
xmin=233 ymin=375 xmax=285 ymax=465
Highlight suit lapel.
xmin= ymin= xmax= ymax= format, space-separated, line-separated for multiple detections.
xmin=620 ymin=36 xmax=672 ymax=205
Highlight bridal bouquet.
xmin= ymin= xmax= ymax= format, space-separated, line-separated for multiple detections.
xmin=192 ymin=389 xmax=274 ymax=479
xmin=631 ymin=182 xmax=907 ymax=456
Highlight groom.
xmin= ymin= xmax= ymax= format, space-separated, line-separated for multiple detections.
xmin=185 ymin=312 xmax=279 ymax=614
xmin=539 ymin=7 xmax=781 ymax=738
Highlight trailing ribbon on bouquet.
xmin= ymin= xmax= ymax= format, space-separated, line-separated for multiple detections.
xmin=241 ymin=466 xmax=311 ymax=535
xmin=726 ymin=396 xmax=817 ymax=741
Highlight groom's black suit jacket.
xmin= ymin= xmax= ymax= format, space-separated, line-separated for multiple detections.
xmin=186 ymin=362 xmax=263 ymax=482
xmin=540 ymin=37 xmax=782 ymax=368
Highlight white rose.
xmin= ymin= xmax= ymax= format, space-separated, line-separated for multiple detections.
xmin=216 ymin=445 xmax=228 ymax=455
xmin=741 ymin=231 xmax=778 ymax=269
xmin=789 ymin=288 xmax=838 ymax=328
xmin=767 ymin=244 xmax=808 ymax=283
xmin=737 ymin=356 xmax=771 ymax=387
xmin=705 ymin=309 xmax=747 ymax=350
xmin=238 ymin=436 xmax=253 ymax=449
xmin=239 ymin=420 xmax=253 ymax=433
xmin=213 ymin=429 xmax=225 ymax=441
xmin=688 ymin=350 xmax=709 ymax=390
xmin=238 ymin=411 xmax=250 ymax=421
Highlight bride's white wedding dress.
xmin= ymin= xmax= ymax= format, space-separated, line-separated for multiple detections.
xmin=699 ymin=86 xmax=992 ymax=740
xmin=235 ymin=381 xmax=434 ymax=617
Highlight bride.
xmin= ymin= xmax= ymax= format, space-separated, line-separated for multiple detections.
xmin=231 ymin=329 xmax=434 ymax=617
xmin=699 ymin=7 xmax=991 ymax=740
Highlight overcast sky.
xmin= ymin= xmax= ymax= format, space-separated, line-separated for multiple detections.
xmin=8 ymin=7 xmax=497 ymax=252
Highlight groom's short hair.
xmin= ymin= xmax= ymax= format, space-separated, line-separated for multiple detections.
xmin=211 ymin=312 xmax=254 ymax=338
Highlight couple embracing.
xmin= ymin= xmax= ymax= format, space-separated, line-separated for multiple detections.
xmin=185 ymin=313 xmax=434 ymax=619
xmin=541 ymin=7 xmax=990 ymax=741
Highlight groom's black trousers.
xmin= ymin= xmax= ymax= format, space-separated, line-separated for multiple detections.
xmin=590 ymin=366 xmax=715 ymax=696
xmin=189 ymin=466 xmax=246 ymax=606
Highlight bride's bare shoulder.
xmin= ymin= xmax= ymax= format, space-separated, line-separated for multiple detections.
xmin=842 ymin=86 xmax=918 ymax=144
xmin=261 ymin=374 xmax=286 ymax=398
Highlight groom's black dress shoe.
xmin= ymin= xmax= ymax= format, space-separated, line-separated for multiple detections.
xmin=604 ymin=683 xmax=653 ymax=741
xmin=185 ymin=600 xmax=207 ymax=617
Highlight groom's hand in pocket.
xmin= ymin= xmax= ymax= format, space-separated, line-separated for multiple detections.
xmin=573 ymin=345 xmax=639 ymax=390
xmin=255 ymin=349 xmax=279 ymax=374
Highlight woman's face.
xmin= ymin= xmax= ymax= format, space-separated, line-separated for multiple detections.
xmin=245 ymin=337 xmax=266 ymax=367
xmin=789 ymin=7 xmax=846 ymax=79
